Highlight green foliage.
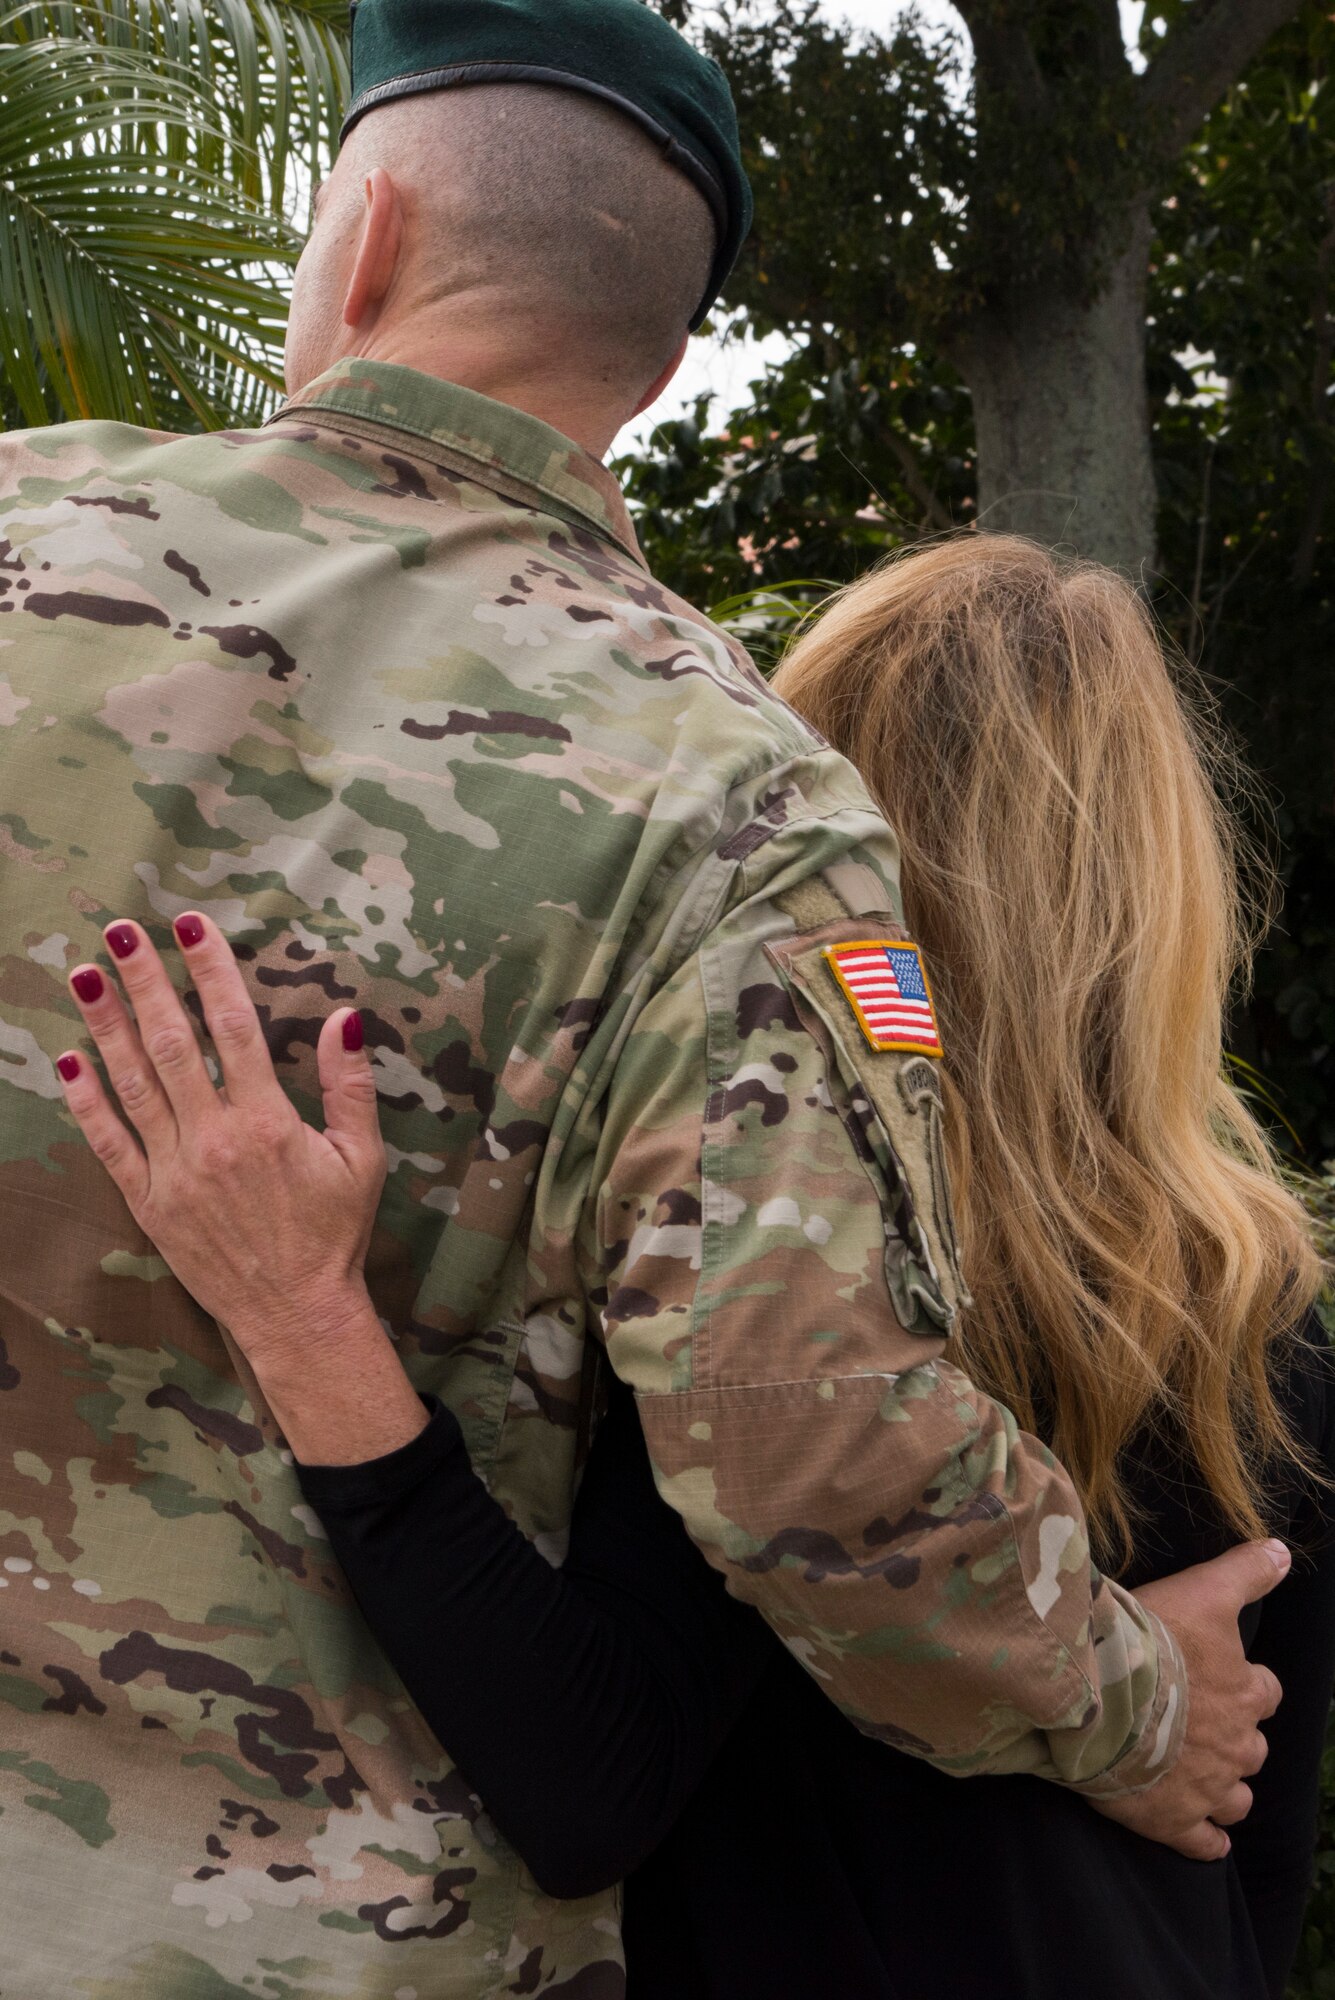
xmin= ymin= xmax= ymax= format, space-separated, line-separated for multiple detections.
xmin=716 ymin=2 xmax=972 ymax=335
xmin=707 ymin=576 xmax=831 ymax=668
xmin=678 ymin=0 xmax=1162 ymax=335
xmin=619 ymin=5 xmax=981 ymax=604
xmin=1150 ymin=7 xmax=1335 ymax=1155
xmin=10 ymin=0 xmax=348 ymax=201
xmin=619 ymin=349 xmax=977 ymax=608
xmin=0 ymin=0 xmax=348 ymax=429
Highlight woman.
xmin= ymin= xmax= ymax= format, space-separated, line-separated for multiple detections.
xmin=58 ymin=536 xmax=1331 ymax=1998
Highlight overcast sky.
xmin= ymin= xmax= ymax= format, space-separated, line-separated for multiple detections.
xmin=833 ymin=2 xmax=1145 ymax=50
xmin=622 ymin=1 xmax=1148 ymax=451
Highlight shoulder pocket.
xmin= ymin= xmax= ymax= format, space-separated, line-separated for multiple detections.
xmin=766 ymin=905 xmax=971 ymax=1338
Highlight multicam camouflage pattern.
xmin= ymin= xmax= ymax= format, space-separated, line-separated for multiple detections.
xmin=0 ymin=360 xmax=1183 ymax=1998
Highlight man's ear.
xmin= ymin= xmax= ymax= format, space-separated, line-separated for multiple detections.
xmin=342 ymin=167 xmax=404 ymax=331
xmin=631 ymin=334 xmax=691 ymax=419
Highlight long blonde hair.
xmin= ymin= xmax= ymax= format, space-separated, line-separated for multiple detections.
xmin=775 ymin=535 xmax=1322 ymax=1567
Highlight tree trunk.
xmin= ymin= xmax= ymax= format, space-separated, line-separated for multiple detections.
xmin=961 ymin=208 xmax=1158 ymax=575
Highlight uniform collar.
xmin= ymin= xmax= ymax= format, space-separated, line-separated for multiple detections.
xmin=269 ymin=358 xmax=645 ymax=569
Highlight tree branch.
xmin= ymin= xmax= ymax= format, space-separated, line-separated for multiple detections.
xmin=949 ymin=0 xmax=1048 ymax=120
xmin=864 ymin=415 xmax=956 ymax=535
xmin=811 ymin=330 xmax=957 ymax=536
xmin=1086 ymin=0 xmax=1132 ymax=80
xmin=1138 ymin=0 xmax=1305 ymax=160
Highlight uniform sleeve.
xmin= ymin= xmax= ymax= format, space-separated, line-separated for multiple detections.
xmin=592 ymin=872 xmax=1186 ymax=1794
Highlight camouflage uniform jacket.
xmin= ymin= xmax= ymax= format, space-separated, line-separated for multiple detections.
xmin=0 ymin=360 xmax=1185 ymax=2000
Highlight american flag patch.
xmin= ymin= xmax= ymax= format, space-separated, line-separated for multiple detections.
xmin=824 ymin=940 xmax=944 ymax=1057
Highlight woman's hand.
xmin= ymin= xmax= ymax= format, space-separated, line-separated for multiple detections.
xmin=57 ymin=912 xmax=426 ymax=1463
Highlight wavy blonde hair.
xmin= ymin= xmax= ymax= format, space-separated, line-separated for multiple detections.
xmin=775 ymin=534 xmax=1322 ymax=1567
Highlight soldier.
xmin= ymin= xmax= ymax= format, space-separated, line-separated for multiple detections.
xmin=0 ymin=2 xmax=1283 ymax=1995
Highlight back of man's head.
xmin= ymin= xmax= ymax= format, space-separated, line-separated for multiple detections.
xmin=290 ymin=84 xmax=717 ymax=420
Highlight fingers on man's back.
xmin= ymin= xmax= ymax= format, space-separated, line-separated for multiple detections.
xmin=169 ymin=910 xmax=285 ymax=1109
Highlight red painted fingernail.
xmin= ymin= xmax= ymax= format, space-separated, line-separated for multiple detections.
xmin=57 ymin=1054 xmax=80 ymax=1083
xmin=105 ymin=924 xmax=138 ymax=961
xmin=71 ymin=968 xmax=104 ymax=1005
xmin=174 ymin=913 xmax=205 ymax=949
xmin=342 ymin=1010 xmax=364 ymax=1053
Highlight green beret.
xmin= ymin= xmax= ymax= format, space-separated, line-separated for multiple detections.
xmin=342 ymin=0 xmax=752 ymax=330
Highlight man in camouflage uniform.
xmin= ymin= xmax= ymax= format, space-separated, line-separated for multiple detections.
xmin=0 ymin=2 xmax=1283 ymax=1995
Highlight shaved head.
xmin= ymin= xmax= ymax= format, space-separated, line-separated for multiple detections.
xmin=290 ymin=84 xmax=717 ymax=413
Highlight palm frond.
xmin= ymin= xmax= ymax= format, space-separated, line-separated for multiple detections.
xmin=1225 ymin=1051 xmax=1308 ymax=1156
xmin=4 ymin=0 xmax=348 ymax=205
xmin=708 ymin=580 xmax=833 ymax=670
xmin=0 ymin=28 xmax=299 ymax=427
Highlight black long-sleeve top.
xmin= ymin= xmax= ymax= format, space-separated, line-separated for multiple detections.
xmin=298 ymin=1316 xmax=1335 ymax=2000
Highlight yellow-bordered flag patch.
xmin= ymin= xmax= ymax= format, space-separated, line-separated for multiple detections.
xmin=824 ymin=939 xmax=943 ymax=1057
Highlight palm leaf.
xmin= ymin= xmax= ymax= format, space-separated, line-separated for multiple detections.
xmin=0 ymin=0 xmax=344 ymax=430
xmin=4 ymin=0 xmax=348 ymax=205
xmin=708 ymin=579 xmax=833 ymax=670
xmin=1224 ymin=1050 xmax=1309 ymax=1157
xmin=0 ymin=30 xmax=298 ymax=426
